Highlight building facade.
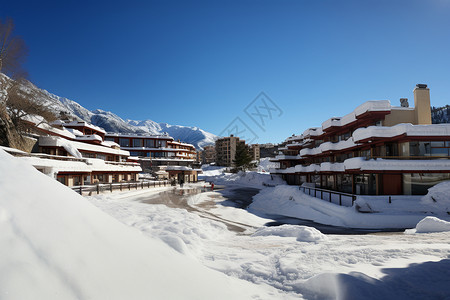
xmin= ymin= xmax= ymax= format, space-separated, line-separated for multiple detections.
xmin=215 ymin=135 xmax=245 ymax=167
xmin=271 ymin=84 xmax=450 ymax=195
xmin=201 ymin=145 xmax=216 ymax=164
xmin=105 ymin=133 xmax=198 ymax=180
xmin=250 ymin=144 xmax=260 ymax=161
xmin=8 ymin=120 xmax=142 ymax=186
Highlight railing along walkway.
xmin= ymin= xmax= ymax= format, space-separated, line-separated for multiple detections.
xmin=299 ymin=186 xmax=356 ymax=207
xmin=71 ymin=180 xmax=171 ymax=196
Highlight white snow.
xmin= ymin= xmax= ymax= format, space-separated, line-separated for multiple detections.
xmin=3 ymin=147 xmax=450 ymax=299
xmin=39 ymin=136 xmax=130 ymax=156
xmin=0 ymin=149 xmax=283 ymax=300
xmin=87 ymin=178 xmax=450 ymax=299
xmin=253 ymin=225 xmax=327 ymax=243
xmin=249 ymin=184 xmax=450 ymax=229
xmin=257 ymin=157 xmax=280 ymax=172
xmin=353 ymin=123 xmax=450 ymax=142
xmin=405 ymin=216 xmax=450 ymax=234
xmin=344 ymin=157 xmax=450 ymax=171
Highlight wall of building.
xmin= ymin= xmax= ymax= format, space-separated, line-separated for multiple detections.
xmin=383 ymin=109 xmax=416 ymax=127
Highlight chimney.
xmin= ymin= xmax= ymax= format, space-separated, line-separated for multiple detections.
xmin=413 ymin=84 xmax=431 ymax=125
xmin=400 ymin=98 xmax=409 ymax=107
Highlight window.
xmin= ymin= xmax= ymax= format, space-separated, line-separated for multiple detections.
xmin=145 ymin=139 xmax=155 ymax=148
xmin=97 ymin=154 xmax=106 ymax=160
xmin=81 ymin=152 xmax=96 ymax=158
xmin=360 ymin=149 xmax=371 ymax=158
xmin=119 ymin=138 xmax=130 ymax=147
xmin=133 ymin=139 xmax=143 ymax=147
xmin=385 ymin=143 xmax=398 ymax=157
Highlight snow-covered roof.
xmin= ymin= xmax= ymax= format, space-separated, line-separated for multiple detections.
xmin=75 ymin=134 xmax=103 ymax=143
xmin=302 ymin=127 xmax=324 ymax=138
xmin=106 ymin=132 xmax=174 ymax=140
xmin=169 ymin=141 xmax=196 ymax=148
xmin=39 ymin=136 xmax=130 ymax=157
xmin=354 ymin=100 xmax=392 ymax=116
xmin=321 ymin=100 xmax=413 ymax=131
xmin=344 ymin=157 xmax=450 ymax=171
xmin=101 ymin=140 xmax=120 ymax=148
xmin=62 ymin=121 xmax=106 ymax=134
xmin=353 ymin=123 xmax=450 ymax=142
xmin=165 ymin=166 xmax=195 ymax=171
xmin=300 ymin=138 xmax=358 ymax=157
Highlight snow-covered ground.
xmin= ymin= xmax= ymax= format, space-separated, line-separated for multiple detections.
xmin=2 ymin=151 xmax=450 ymax=299
xmin=87 ymin=181 xmax=450 ymax=299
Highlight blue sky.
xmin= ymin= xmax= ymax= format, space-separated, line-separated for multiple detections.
xmin=2 ymin=0 xmax=450 ymax=143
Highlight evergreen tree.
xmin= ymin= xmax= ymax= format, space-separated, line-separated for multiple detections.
xmin=233 ymin=142 xmax=253 ymax=171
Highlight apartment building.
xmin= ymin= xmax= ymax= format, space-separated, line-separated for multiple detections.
xmin=271 ymin=84 xmax=450 ymax=195
xmin=215 ymin=135 xmax=245 ymax=167
xmin=201 ymin=145 xmax=216 ymax=164
xmin=250 ymin=144 xmax=260 ymax=161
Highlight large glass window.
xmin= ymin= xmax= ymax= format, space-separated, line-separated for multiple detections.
xmin=311 ymin=175 xmax=321 ymax=187
xmin=403 ymin=173 xmax=450 ymax=195
xmin=410 ymin=141 xmax=450 ymax=157
xmin=97 ymin=154 xmax=106 ymax=160
xmin=145 ymin=139 xmax=155 ymax=148
xmin=431 ymin=147 xmax=449 ymax=156
xmin=337 ymin=174 xmax=353 ymax=193
xmin=119 ymin=138 xmax=130 ymax=147
xmin=410 ymin=142 xmax=429 ymax=156
xmin=133 ymin=139 xmax=143 ymax=147
xmin=354 ymin=174 xmax=376 ymax=195
xmin=385 ymin=143 xmax=398 ymax=157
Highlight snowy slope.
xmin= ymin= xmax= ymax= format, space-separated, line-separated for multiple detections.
xmin=0 ymin=149 xmax=283 ymax=300
xmin=0 ymin=74 xmax=217 ymax=149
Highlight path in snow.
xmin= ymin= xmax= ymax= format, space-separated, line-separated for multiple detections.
xmin=135 ymin=185 xmax=260 ymax=233
xmin=88 ymin=185 xmax=450 ymax=298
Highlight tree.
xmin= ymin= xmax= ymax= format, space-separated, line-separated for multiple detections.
xmin=233 ymin=142 xmax=253 ymax=171
xmin=0 ymin=18 xmax=28 ymax=78
xmin=0 ymin=18 xmax=55 ymax=150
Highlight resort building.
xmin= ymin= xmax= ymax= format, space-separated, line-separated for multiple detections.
xmin=259 ymin=143 xmax=279 ymax=158
xmin=6 ymin=120 xmax=142 ymax=186
xmin=271 ymin=84 xmax=450 ymax=195
xmin=105 ymin=133 xmax=198 ymax=180
xmin=105 ymin=133 xmax=196 ymax=160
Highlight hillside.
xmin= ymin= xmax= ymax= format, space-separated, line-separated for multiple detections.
xmin=0 ymin=74 xmax=217 ymax=149
xmin=432 ymin=105 xmax=450 ymax=124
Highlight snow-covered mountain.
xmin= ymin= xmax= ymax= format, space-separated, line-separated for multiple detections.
xmin=0 ymin=74 xmax=217 ymax=149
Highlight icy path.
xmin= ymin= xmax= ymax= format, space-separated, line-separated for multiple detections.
xmin=88 ymin=184 xmax=450 ymax=299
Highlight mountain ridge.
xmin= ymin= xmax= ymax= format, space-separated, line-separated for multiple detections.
xmin=0 ymin=73 xmax=217 ymax=149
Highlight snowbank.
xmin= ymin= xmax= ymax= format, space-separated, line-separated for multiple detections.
xmin=257 ymin=157 xmax=280 ymax=172
xmin=200 ymin=164 xmax=227 ymax=176
xmin=406 ymin=217 xmax=450 ymax=234
xmin=253 ymin=225 xmax=327 ymax=242
xmin=420 ymin=181 xmax=450 ymax=213
xmin=0 ymin=149 xmax=280 ymax=300
xmin=249 ymin=185 xmax=450 ymax=229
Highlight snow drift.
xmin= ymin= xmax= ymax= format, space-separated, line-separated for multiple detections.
xmin=0 ymin=149 xmax=276 ymax=300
